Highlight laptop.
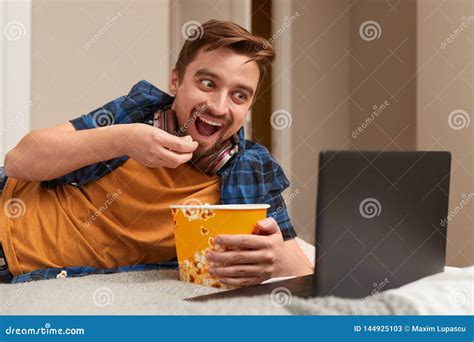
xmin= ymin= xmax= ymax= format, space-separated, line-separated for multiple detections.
xmin=188 ymin=150 xmax=451 ymax=301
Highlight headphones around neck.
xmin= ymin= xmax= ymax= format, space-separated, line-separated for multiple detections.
xmin=151 ymin=107 xmax=239 ymax=175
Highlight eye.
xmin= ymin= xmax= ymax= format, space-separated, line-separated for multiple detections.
xmin=234 ymin=91 xmax=248 ymax=102
xmin=200 ymin=79 xmax=214 ymax=89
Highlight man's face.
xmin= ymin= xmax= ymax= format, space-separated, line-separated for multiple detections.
xmin=169 ymin=46 xmax=260 ymax=157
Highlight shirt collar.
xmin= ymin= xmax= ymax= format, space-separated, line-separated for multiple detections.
xmin=236 ymin=126 xmax=246 ymax=152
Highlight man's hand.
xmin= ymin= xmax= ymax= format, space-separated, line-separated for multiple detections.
xmin=126 ymin=123 xmax=198 ymax=168
xmin=206 ymin=218 xmax=313 ymax=286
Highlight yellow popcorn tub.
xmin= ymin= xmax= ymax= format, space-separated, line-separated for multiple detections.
xmin=170 ymin=204 xmax=270 ymax=288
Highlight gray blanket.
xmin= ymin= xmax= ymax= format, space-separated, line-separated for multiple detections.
xmin=0 ymin=269 xmax=419 ymax=315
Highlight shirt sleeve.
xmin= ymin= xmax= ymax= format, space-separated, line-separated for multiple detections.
xmin=0 ymin=166 xmax=7 ymax=193
xmin=69 ymin=79 xmax=173 ymax=130
xmin=41 ymin=80 xmax=173 ymax=188
xmin=242 ymin=142 xmax=298 ymax=241
xmin=263 ymin=163 xmax=298 ymax=241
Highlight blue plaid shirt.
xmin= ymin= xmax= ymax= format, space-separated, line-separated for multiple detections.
xmin=0 ymin=80 xmax=296 ymax=283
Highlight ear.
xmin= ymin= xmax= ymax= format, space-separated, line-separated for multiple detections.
xmin=169 ymin=68 xmax=179 ymax=96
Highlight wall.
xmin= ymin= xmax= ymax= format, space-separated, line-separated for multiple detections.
xmin=417 ymin=0 xmax=473 ymax=266
xmin=281 ymin=0 xmax=472 ymax=268
xmin=349 ymin=0 xmax=417 ymax=151
xmin=30 ymin=0 xmax=170 ymax=130
xmin=281 ymin=0 xmax=352 ymax=244
xmin=0 ymin=0 xmax=31 ymax=159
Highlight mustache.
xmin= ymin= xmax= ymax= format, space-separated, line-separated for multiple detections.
xmin=191 ymin=104 xmax=230 ymax=125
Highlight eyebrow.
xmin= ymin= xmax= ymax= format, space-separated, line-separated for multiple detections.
xmin=194 ymin=68 xmax=255 ymax=97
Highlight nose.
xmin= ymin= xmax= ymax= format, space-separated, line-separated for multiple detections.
xmin=206 ymin=91 xmax=228 ymax=117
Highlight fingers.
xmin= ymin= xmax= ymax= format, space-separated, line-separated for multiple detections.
xmin=214 ymin=234 xmax=270 ymax=250
xmin=217 ymin=276 xmax=268 ymax=287
xmin=157 ymin=145 xmax=193 ymax=168
xmin=207 ymin=249 xmax=274 ymax=265
xmin=253 ymin=217 xmax=280 ymax=235
xmin=160 ymin=132 xmax=198 ymax=153
xmin=209 ymin=264 xmax=268 ymax=278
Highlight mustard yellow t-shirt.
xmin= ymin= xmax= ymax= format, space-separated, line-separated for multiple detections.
xmin=0 ymin=159 xmax=220 ymax=276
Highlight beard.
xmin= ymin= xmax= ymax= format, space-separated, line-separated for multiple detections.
xmin=189 ymin=131 xmax=228 ymax=158
xmin=178 ymin=104 xmax=231 ymax=157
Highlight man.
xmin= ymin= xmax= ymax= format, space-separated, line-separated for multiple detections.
xmin=0 ymin=20 xmax=313 ymax=285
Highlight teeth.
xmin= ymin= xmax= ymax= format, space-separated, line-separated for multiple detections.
xmin=200 ymin=117 xmax=222 ymax=127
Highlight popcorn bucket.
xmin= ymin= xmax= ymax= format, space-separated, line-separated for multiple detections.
xmin=170 ymin=204 xmax=270 ymax=288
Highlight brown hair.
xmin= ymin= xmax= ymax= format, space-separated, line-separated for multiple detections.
xmin=175 ymin=20 xmax=275 ymax=99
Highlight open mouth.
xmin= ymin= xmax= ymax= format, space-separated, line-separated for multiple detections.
xmin=194 ymin=115 xmax=224 ymax=138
